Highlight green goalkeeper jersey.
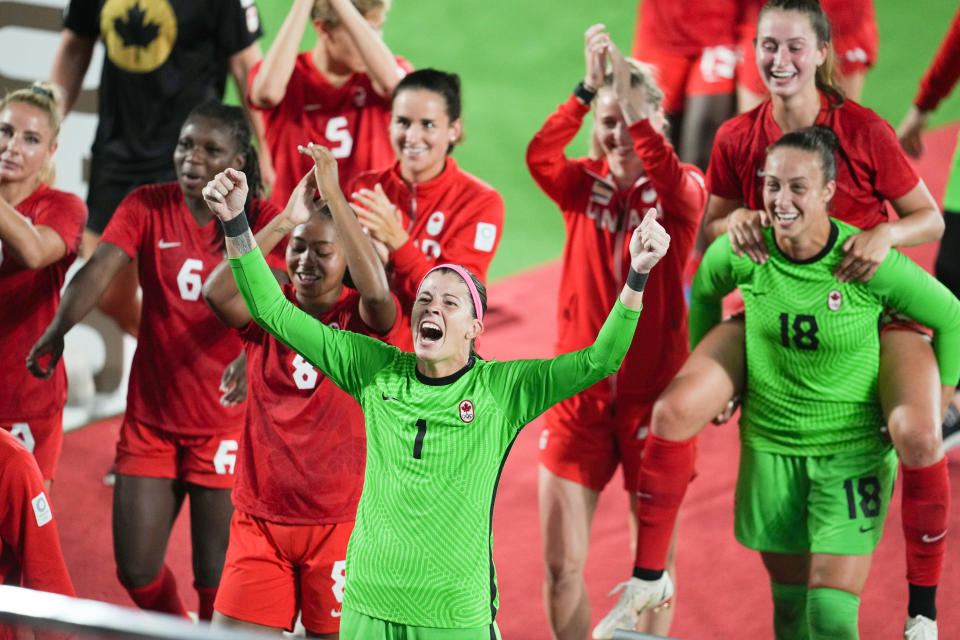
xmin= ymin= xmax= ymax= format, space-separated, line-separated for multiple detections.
xmin=690 ymin=219 xmax=960 ymax=456
xmin=230 ymin=248 xmax=642 ymax=628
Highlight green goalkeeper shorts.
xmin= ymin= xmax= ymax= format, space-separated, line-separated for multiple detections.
xmin=734 ymin=444 xmax=896 ymax=555
xmin=340 ymin=606 xmax=502 ymax=640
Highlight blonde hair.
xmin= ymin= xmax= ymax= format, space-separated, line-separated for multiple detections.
xmin=311 ymin=0 xmax=389 ymax=28
xmin=0 ymin=81 xmax=65 ymax=184
xmin=589 ymin=59 xmax=664 ymax=160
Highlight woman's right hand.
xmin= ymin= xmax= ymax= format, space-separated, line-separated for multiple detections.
xmin=583 ymin=24 xmax=609 ymax=93
xmin=203 ymin=168 xmax=249 ymax=222
xmin=26 ymin=326 xmax=64 ymax=379
xmin=727 ymin=207 xmax=769 ymax=263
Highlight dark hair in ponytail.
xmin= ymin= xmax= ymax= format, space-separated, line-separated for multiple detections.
xmin=768 ymin=124 xmax=839 ymax=183
xmin=183 ymin=100 xmax=263 ymax=232
xmin=757 ymin=0 xmax=845 ymax=107
xmin=392 ymin=69 xmax=463 ymax=153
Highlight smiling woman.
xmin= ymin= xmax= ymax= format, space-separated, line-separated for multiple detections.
xmin=202 ymin=164 xmax=669 ymax=640
xmin=348 ymin=69 xmax=505 ymax=350
xmin=0 ymin=82 xmax=86 ymax=491
xmin=611 ymin=126 xmax=960 ymax=639
xmin=25 ymin=100 xmax=285 ymax=621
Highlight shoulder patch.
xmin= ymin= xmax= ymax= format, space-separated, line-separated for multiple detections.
xmin=32 ymin=492 xmax=53 ymax=527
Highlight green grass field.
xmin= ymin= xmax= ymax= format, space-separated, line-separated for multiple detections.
xmin=251 ymin=1 xmax=960 ymax=281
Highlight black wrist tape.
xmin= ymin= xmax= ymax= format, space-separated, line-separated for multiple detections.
xmin=574 ymin=81 xmax=597 ymax=105
xmin=626 ymin=268 xmax=649 ymax=292
xmin=221 ymin=213 xmax=250 ymax=238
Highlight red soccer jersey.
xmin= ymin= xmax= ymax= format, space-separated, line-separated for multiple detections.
xmin=251 ymin=52 xmax=412 ymax=207
xmin=914 ymin=8 xmax=960 ymax=112
xmin=527 ymin=96 xmax=706 ymax=399
xmin=706 ymin=94 xmax=920 ymax=230
xmin=232 ymin=284 xmax=400 ymax=524
xmin=349 ymin=158 xmax=505 ymax=350
xmin=634 ymin=0 xmax=740 ymax=55
xmin=0 ymin=185 xmax=86 ymax=421
xmin=101 ymin=183 xmax=283 ymax=436
xmin=0 ymin=430 xmax=74 ymax=596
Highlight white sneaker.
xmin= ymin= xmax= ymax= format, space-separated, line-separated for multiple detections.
xmin=591 ymin=574 xmax=674 ymax=640
xmin=904 ymin=615 xmax=937 ymax=640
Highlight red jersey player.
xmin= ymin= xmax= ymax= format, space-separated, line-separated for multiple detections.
xmin=737 ymin=0 xmax=879 ymax=111
xmin=0 ymin=83 xmax=86 ymax=491
xmin=527 ymin=29 xmax=706 ymax=640
xmin=349 ymin=69 xmax=505 ymax=351
xmin=0 ymin=429 xmax=74 ymax=599
xmin=203 ymin=144 xmax=399 ymax=636
xmin=629 ymin=0 xmax=739 ymax=170
xmin=250 ymin=0 xmax=410 ymax=208
xmin=27 ymin=102 xmax=284 ymax=622
xmin=616 ymin=2 xmax=947 ymax=638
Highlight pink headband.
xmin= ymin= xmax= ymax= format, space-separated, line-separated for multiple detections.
xmin=417 ymin=263 xmax=484 ymax=323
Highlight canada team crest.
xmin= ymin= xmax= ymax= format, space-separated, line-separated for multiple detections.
xmin=459 ymin=399 xmax=475 ymax=423
xmin=828 ymin=289 xmax=842 ymax=311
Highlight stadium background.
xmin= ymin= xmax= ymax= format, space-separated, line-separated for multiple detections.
xmin=252 ymin=0 xmax=960 ymax=280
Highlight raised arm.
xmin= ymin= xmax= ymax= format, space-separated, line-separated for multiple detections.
xmin=329 ymin=0 xmax=404 ymax=97
xmin=249 ymin=0 xmax=312 ymax=109
xmin=525 ymin=24 xmax=607 ymax=203
xmin=203 ymin=169 xmax=396 ymax=395
xmin=489 ymin=210 xmax=670 ymax=428
xmin=26 ymin=242 xmax=132 ymax=378
xmin=304 ymin=143 xmax=397 ymax=333
xmin=203 ymin=169 xmax=318 ymax=329
xmin=608 ymin=42 xmax=706 ymax=225
xmin=49 ymin=29 xmax=95 ymax=116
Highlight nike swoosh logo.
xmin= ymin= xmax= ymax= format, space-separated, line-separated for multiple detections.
xmin=859 ymin=525 xmax=875 ymax=533
xmin=158 ymin=240 xmax=181 ymax=249
xmin=381 ymin=393 xmax=398 ymax=401
xmin=922 ymin=530 xmax=948 ymax=543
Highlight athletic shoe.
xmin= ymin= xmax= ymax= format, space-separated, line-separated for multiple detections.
xmin=591 ymin=573 xmax=674 ymax=640
xmin=942 ymin=403 xmax=960 ymax=453
xmin=904 ymin=614 xmax=937 ymax=639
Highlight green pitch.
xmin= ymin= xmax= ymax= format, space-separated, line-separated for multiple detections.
xmin=249 ymin=1 xmax=960 ymax=281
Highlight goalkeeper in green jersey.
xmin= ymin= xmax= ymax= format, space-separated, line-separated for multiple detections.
xmin=199 ymin=149 xmax=670 ymax=639
xmin=599 ymin=126 xmax=960 ymax=640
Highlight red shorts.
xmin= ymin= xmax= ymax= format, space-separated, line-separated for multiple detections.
xmin=633 ymin=42 xmax=738 ymax=113
xmin=215 ymin=510 xmax=353 ymax=634
xmin=114 ymin=417 xmax=239 ymax=489
xmin=1 ymin=410 xmax=63 ymax=481
xmin=880 ymin=308 xmax=933 ymax=339
xmin=539 ymin=390 xmax=658 ymax=492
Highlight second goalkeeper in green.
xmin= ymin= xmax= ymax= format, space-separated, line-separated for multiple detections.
xmin=200 ymin=157 xmax=670 ymax=639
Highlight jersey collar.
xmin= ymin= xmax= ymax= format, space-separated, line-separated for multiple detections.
xmin=416 ymin=355 xmax=476 ymax=386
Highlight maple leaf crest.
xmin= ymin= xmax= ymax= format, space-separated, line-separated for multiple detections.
xmin=114 ymin=2 xmax=160 ymax=52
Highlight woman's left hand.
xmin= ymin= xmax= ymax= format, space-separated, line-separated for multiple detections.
xmin=352 ymin=184 xmax=409 ymax=251
xmin=835 ymin=224 xmax=892 ymax=282
xmin=630 ymin=208 xmax=671 ymax=273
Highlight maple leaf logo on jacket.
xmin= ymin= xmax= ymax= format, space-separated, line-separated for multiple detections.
xmin=101 ymin=0 xmax=178 ymax=73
